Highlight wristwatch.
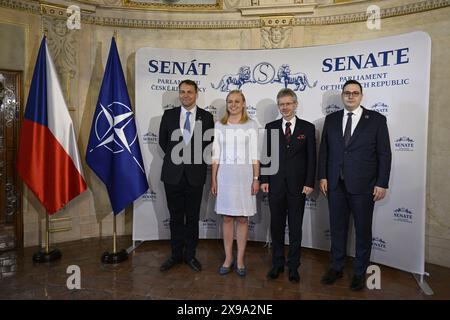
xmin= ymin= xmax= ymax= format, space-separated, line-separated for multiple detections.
xmin=253 ymin=176 xmax=259 ymax=181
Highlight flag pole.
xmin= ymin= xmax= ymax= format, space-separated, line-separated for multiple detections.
xmin=113 ymin=214 xmax=117 ymax=254
xmin=86 ymin=31 xmax=147 ymax=264
xmin=101 ymin=212 xmax=128 ymax=264
xmin=99 ymin=31 xmax=128 ymax=264
xmin=32 ymin=212 xmax=62 ymax=263
xmin=28 ymin=35 xmax=62 ymax=263
xmin=45 ymin=213 xmax=50 ymax=254
xmin=19 ymin=34 xmax=86 ymax=263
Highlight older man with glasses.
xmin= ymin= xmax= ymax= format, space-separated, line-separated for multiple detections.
xmin=260 ymin=88 xmax=316 ymax=283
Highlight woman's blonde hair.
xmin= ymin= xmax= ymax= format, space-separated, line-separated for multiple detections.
xmin=220 ymin=90 xmax=249 ymax=125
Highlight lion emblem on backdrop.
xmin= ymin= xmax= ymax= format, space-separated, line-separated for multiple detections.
xmin=273 ymin=64 xmax=318 ymax=91
xmin=211 ymin=66 xmax=253 ymax=92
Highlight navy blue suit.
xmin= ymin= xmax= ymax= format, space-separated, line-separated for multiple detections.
xmin=261 ymin=117 xmax=316 ymax=270
xmin=318 ymin=106 xmax=391 ymax=276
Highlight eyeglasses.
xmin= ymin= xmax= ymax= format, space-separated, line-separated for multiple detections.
xmin=343 ymin=91 xmax=361 ymax=97
xmin=278 ymin=102 xmax=296 ymax=107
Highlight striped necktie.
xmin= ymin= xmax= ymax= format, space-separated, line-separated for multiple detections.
xmin=285 ymin=122 xmax=292 ymax=144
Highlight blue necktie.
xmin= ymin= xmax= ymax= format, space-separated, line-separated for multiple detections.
xmin=183 ymin=111 xmax=191 ymax=143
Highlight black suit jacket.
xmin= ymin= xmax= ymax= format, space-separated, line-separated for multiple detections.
xmin=159 ymin=106 xmax=214 ymax=186
xmin=318 ymin=106 xmax=392 ymax=194
xmin=260 ymin=117 xmax=316 ymax=195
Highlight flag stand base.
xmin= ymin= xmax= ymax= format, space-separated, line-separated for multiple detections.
xmin=101 ymin=249 xmax=128 ymax=264
xmin=32 ymin=248 xmax=62 ymax=263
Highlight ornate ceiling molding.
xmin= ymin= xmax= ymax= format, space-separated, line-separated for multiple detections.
xmin=122 ymin=0 xmax=223 ymax=11
xmin=261 ymin=15 xmax=294 ymax=27
xmin=296 ymin=0 xmax=450 ymax=25
xmin=82 ymin=15 xmax=261 ymax=28
xmin=239 ymin=3 xmax=316 ymax=16
xmin=0 ymin=0 xmax=40 ymax=14
xmin=1 ymin=0 xmax=449 ymax=29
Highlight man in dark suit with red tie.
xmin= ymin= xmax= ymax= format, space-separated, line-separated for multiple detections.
xmin=158 ymin=79 xmax=214 ymax=272
xmin=318 ymin=80 xmax=392 ymax=291
xmin=260 ymin=88 xmax=316 ymax=283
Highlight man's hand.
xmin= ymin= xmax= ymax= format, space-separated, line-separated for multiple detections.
xmin=319 ymin=179 xmax=328 ymax=197
xmin=373 ymin=186 xmax=386 ymax=201
xmin=261 ymin=183 xmax=269 ymax=193
xmin=302 ymin=186 xmax=313 ymax=196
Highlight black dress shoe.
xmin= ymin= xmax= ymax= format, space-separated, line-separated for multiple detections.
xmin=321 ymin=268 xmax=343 ymax=285
xmin=266 ymin=266 xmax=284 ymax=279
xmin=160 ymin=257 xmax=182 ymax=272
xmin=185 ymin=257 xmax=202 ymax=272
xmin=350 ymin=274 xmax=365 ymax=291
xmin=288 ymin=269 xmax=300 ymax=283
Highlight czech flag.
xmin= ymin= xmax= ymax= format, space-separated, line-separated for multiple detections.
xmin=17 ymin=37 xmax=87 ymax=214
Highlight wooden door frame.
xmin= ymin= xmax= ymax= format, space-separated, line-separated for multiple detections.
xmin=0 ymin=69 xmax=23 ymax=249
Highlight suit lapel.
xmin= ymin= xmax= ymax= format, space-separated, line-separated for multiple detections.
xmin=192 ymin=106 xmax=205 ymax=141
xmin=173 ymin=107 xmax=183 ymax=141
xmin=276 ymin=119 xmax=286 ymax=148
xmin=195 ymin=107 xmax=202 ymax=122
xmin=334 ymin=110 xmax=345 ymax=148
xmin=292 ymin=116 xmax=302 ymax=140
xmin=174 ymin=106 xmax=182 ymax=122
xmin=347 ymin=106 xmax=368 ymax=147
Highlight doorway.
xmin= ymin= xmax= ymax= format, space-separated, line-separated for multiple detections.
xmin=0 ymin=69 xmax=22 ymax=252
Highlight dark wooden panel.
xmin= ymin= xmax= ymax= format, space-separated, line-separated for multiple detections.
xmin=0 ymin=70 xmax=22 ymax=250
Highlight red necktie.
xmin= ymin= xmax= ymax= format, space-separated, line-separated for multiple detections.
xmin=285 ymin=122 xmax=292 ymax=144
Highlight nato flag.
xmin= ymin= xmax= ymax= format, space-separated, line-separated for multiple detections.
xmin=86 ymin=37 xmax=149 ymax=214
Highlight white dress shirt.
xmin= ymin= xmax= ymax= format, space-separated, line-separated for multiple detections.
xmin=180 ymin=105 xmax=197 ymax=141
xmin=342 ymin=105 xmax=362 ymax=136
xmin=282 ymin=116 xmax=297 ymax=135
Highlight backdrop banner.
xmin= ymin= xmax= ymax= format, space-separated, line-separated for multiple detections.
xmin=133 ymin=31 xmax=430 ymax=275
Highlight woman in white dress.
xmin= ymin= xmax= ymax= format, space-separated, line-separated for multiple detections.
xmin=211 ymin=90 xmax=260 ymax=277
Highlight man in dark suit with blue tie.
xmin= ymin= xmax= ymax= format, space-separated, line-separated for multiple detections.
xmin=318 ymin=80 xmax=391 ymax=291
xmin=159 ymin=79 xmax=214 ymax=272
xmin=261 ymin=88 xmax=316 ymax=283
